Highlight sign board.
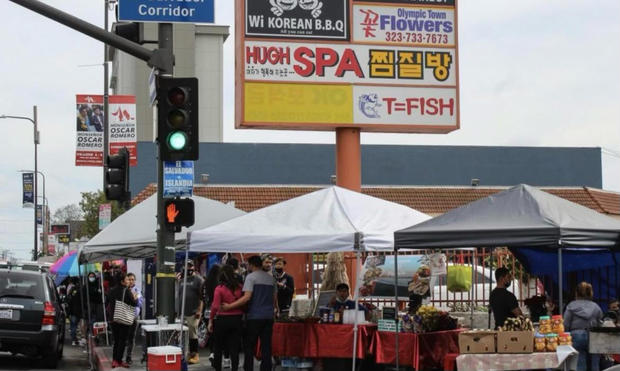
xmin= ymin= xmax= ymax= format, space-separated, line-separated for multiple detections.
xmin=236 ymin=0 xmax=459 ymax=133
xmin=99 ymin=203 xmax=112 ymax=231
xmin=50 ymin=224 xmax=70 ymax=235
xmin=36 ymin=205 xmax=44 ymax=226
xmin=47 ymin=234 xmax=56 ymax=255
xmin=163 ymin=161 xmax=194 ymax=198
xmin=22 ymin=173 xmax=34 ymax=208
xmin=118 ymin=0 xmax=215 ymax=24
xmin=57 ymin=234 xmax=71 ymax=244
xmin=75 ymin=95 xmax=138 ymax=166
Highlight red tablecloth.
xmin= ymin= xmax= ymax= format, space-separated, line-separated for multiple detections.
xmin=371 ymin=329 xmax=462 ymax=370
xmin=270 ymin=322 xmax=377 ymax=359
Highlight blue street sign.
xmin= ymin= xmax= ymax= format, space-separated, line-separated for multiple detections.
xmin=118 ymin=0 xmax=214 ymax=24
xmin=163 ymin=161 xmax=194 ymax=198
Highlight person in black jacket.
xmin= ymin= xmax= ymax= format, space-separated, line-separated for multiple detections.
xmin=66 ymin=278 xmax=84 ymax=346
xmin=108 ymin=273 xmax=138 ymax=368
xmin=274 ymin=258 xmax=294 ymax=319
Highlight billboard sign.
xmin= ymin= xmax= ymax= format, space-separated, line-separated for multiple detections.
xmin=50 ymin=224 xmax=70 ymax=235
xmin=236 ymin=0 xmax=459 ymax=133
xmin=118 ymin=0 xmax=214 ymax=24
xmin=245 ymin=0 xmax=348 ymax=40
xmin=75 ymin=95 xmax=137 ymax=166
xmin=163 ymin=161 xmax=194 ymax=198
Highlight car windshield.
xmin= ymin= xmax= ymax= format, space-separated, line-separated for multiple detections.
xmin=0 ymin=272 xmax=45 ymax=300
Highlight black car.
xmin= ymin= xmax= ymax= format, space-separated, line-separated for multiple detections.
xmin=0 ymin=268 xmax=65 ymax=368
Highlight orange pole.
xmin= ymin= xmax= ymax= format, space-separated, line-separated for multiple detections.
xmin=335 ymin=127 xmax=361 ymax=291
xmin=335 ymin=128 xmax=361 ymax=192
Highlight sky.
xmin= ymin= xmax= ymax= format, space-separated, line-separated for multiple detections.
xmin=1 ymin=0 xmax=620 ymax=260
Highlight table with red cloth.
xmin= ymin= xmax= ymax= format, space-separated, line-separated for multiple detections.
xmin=269 ymin=322 xmax=377 ymax=359
xmin=370 ymin=329 xmax=462 ymax=370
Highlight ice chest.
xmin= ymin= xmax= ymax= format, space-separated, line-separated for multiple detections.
xmin=147 ymin=346 xmax=182 ymax=371
xmin=459 ymin=330 xmax=496 ymax=354
xmin=92 ymin=322 xmax=107 ymax=336
xmin=497 ymin=331 xmax=534 ymax=353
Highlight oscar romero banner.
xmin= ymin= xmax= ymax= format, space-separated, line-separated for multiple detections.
xmin=75 ymin=95 xmax=137 ymax=166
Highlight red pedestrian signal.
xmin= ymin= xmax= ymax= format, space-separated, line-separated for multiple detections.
xmin=164 ymin=198 xmax=194 ymax=232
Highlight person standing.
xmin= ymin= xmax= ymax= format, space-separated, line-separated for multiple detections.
xmin=273 ymin=258 xmax=294 ymax=319
xmin=124 ymin=273 xmax=143 ymax=366
xmin=178 ymin=261 xmax=204 ymax=364
xmin=222 ymin=255 xmax=277 ymax=371
xmin=66 ymin=278 xmax=83 ymax=346
xmin=261 ymin=254 xmax=274 ymax=275
xmin=109 ymin=273 xmax=138 ymax=369
xmin=208 ymin=265 xmax=244 ymax=371
xmin=489 ymin=267 xmax=522 ymax=329
xmin=86 ymin=272 xmax=103 ymax=327
xmin=564 ymin=282 xmax=603 ymax=371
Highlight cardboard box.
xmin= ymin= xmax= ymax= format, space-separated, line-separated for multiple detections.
xmin=458 ymin=331 xmax=496 ymax=354
xmin=497 ymin=331 xmax=534 ymax=353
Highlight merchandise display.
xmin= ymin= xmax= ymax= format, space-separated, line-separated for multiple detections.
xmin=534 ymin=333 xmax=546 ymax=352
xmin=538 ymin=316 xmax=552 ymax=334
xmin=551 ymin=315 xmax=564 ymax=334
xmin=558 ymin=332 xmax=572 ymax=346
xmin=498 ymin=316 xmax=534 ymax=332
xmin=546 ymin=334 xmax=558 ymax=352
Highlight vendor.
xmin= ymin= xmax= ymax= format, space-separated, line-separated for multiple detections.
xmin=328 ymin=283 xmax=365 ymax=312
xmin=489 ymin=267 xmax=522 ymax=329
xmin=274 ymin=258 xmax=294 ymax=319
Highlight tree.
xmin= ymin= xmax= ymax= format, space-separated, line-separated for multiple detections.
xmin=51 ymin=204 xmax=83 ymax=225
xmin=79 ymin=190 xmax=126 ymax=238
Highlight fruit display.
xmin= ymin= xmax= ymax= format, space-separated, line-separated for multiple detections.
xmin=499 ymin=316 xmax=534 ymax=332
xmin=404 ymin=305 xmax=458 ymax=333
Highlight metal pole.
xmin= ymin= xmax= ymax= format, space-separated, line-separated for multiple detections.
xmin=488 ymin=247 xmax=493 ymax=329
xmin=103 ymin=0 xmax=109 ymax=185
xmin=558 ymin=246 xmax=563 ymax=312
xmin=394 ymin=249 xmax=399 ymax=371
xmin=100 ymin=267 xmax=109 ymax=346
xmin=33 ymin=105 xmax=38 ymax=261
xmin=155 ymin=23 xmax=176 ymax=323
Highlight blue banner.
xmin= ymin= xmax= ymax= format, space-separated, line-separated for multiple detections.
xmin=163 ymin=161 xmax=194 ymax=198
xmin=118 ymin=0 xmax=214 ymax=24
xmin=36 ymin=205 xmax=43 ymax=225
xmin=22 ymin=173 xmax=34 ymax=207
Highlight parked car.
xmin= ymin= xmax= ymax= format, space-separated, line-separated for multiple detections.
xmin=0 ymin=268 xmax=65 ymax=368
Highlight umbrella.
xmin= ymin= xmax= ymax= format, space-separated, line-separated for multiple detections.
xmin=50 ymin=250 xmax=100 ymax=284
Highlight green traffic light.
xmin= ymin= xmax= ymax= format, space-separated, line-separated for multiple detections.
xmin=167 ymin=131 xmax=187 ymax=151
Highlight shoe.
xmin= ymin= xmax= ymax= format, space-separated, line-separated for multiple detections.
xmin=222 ymin=357 xmax=231 ymax=368
xmin=111 ymin=360 xmax=120 ymax=368
xmin=120 ymin=361 xmax=130 ymax=368
xmin=208 ymin=352 xmax=215 ymax=362
xmin=72 ymin=340 xmax=78 ymax=346
xmin=125 ymin=358 xmax=133 ymax=366
xmin=188 ymin=354 xmax=200 ymax=364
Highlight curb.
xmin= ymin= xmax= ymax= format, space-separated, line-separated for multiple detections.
xmin=91 ymin=337 xmax=112 ymax=371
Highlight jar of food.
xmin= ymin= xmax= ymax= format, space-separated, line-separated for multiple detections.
xmin=539 ymin=316 xmax=552 ymax=334
xmin=534 ymin=333 xmax=547 ymax=352
xmin=558 ymin=332 xmax=572 ymax=346
xmin=551 ymin=315 xmax=564 ymax=333
xmin=546 ymin=334 xmax=558 ymax=352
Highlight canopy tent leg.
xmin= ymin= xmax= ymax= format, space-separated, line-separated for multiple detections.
xmin=80 ymin=262 xmax=94 ymax=370
xmin=352 ymin=249 xmax=362 ymax=371
xmin=394 ymin=250 xmax=400 ymax=370
xmin=558 ymin=246 xmax=563 ymax=312
xmin=100 ymin=271 xmax=109 ymax=346
xmin=471 ymin=249 xmax=474 ymax=328
xmin=488 ymin=247 xmax=494 ymax=329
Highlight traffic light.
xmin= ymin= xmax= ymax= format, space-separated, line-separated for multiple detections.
xmin=157 ymin=77 xmax=199 ymax=161
xmin=111 ymin=22 xmax=146 ymax=44
xmin=104 ymin=147 xmax=130 ymax=201
xmin=164 ymin=198 xmax=195 ymax=232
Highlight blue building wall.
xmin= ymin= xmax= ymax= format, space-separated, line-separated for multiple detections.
xmin=129 ymin=142 xmax=602 ymax=197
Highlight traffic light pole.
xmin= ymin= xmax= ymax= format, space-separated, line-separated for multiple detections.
xmin=156 ymin=23 xmax=177 ymax=323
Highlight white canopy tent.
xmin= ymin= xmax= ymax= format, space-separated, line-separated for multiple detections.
xmin=80 ymin=194 xmax=246 ymax=263
xmin=189 ymin=186 xmax=430 ymax=253
xmin=188 ymin=186 xmax=431 ymax=371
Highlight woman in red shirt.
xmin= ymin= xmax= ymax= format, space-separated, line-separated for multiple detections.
xmin=208 ymin=265 xmax=244 ymax=371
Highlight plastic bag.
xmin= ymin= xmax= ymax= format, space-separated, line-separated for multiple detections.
xmin=446 ymin=265 xmax=472 ymax=292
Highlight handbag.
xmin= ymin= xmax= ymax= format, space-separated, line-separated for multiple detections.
xmin=446 ymin=253 xmax=472 ymax=293
xmin=113 ymin=288 xmax=135 ymax=325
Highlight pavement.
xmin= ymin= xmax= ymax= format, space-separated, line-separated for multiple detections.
xmin=0 ymin=336 xmax=90 ymax=371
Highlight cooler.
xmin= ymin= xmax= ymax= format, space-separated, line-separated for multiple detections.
xmin=147 ymin=346 xmax=182 ymax=371
xmin=92 ymin=322 xmax=107 ymax=336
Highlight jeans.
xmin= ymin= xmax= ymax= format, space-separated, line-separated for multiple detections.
xmin=213 ymin=315 xmax=242 ymax=371
xmin=571 ymin=329 xmax=600 ymax=371
xmin=125 ymin=320 xmax=137 ymax=361
xmin=244 ymin=319 xmax=273 ymax=371
xmin=70 ymin=315 xmax=80 ymax=341
xmin=112 ymin=322 xmax=131 ymax=363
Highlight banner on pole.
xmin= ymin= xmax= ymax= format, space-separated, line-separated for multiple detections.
xmin=22 ymin=173 xmax=34 ymax=208
xmin=99 ymin=203 xmax=112 ymax=230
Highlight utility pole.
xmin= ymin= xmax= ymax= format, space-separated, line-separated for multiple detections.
xmin=156 ymin=23 xmax=177 ymax=322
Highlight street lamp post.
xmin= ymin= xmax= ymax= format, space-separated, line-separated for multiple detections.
xmin=0 ymin=106 xmax=39 ymax=261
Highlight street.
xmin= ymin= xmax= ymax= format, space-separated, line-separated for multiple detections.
xmin=0 ymin=336 xmax=89 ymax=371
